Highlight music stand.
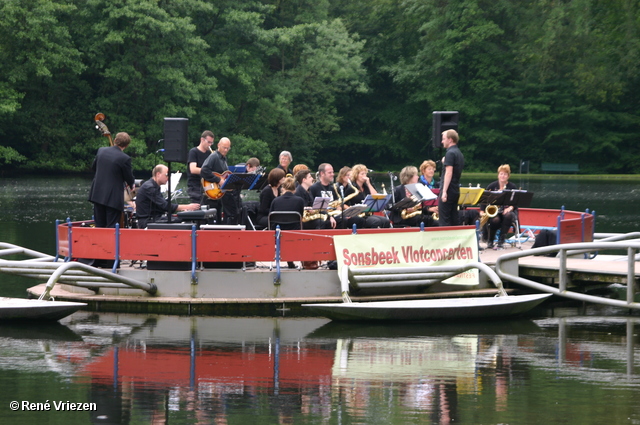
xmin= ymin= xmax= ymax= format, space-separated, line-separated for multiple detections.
xmin=221 ymin=173 xmax=261 ymax=192
xmin=478 ymin=190 xmax=533 ymax=208
xmin=250 ymin=174 xmax=268 ymax=191
xmin=312 ymin=197 xmax=332 ymax=210
xmin=458 ymin=187 xmax=485 ymax=206
xmin=362 ymin=194 xmax=392 ymax=213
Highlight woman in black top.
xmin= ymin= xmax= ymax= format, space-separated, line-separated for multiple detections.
xmin=257 ymin=168 xmax=285 ymax=229
xmin=482 ymin=164 xmax=517 ymax=249
xmin=348 ymin=164 xmax=390 ymax=228
xmin=270 ymin=177 xmax=305 ymax=230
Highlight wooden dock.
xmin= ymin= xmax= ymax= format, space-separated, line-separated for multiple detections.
xmin=481 ymin=240 xmax=640 ymax=288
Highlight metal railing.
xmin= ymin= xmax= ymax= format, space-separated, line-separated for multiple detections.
xmin=495 ymin=238 xmax=640 ymax=310
xmin=0 ymin=242 xmax=156 ymax=298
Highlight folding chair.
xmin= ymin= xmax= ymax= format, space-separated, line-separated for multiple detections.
xmin=268 ymin=211 xmax=303 ymax=270
xmin=268 ymin=211 xmax=302 ymax=230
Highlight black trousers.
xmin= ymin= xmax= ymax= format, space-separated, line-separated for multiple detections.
xmin=93 ymin=203 xmax=122 ymax=228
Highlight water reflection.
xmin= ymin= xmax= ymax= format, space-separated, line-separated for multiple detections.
xmin=0 ymin=313 xmax=637 ymax=424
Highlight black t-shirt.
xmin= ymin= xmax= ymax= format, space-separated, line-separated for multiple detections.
xmin=186 ymin=147 xmax=211 ymax=188
xmin=441 ymin=144 xmax=464 ymax=195
xmin=309 ymin=182 xmax=338 ymax=202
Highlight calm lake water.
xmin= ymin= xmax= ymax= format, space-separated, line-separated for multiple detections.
xmin=0 ymin=175 xmax=639 ymax=424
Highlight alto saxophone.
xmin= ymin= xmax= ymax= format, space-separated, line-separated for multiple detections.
xmin=329 ymin=181 xmax=360 ymax=216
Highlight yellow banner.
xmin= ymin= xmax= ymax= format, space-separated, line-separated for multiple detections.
xmin=333 ymin=228 xmax=479 ymax=285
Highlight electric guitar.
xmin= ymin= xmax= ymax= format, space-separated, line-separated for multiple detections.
xmin=201 ymin=171 xmax=233 ymax=200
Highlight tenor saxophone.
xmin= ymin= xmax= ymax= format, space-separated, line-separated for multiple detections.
xmin=479 ymin=204 xmax=499 ymax=227
xmin=400 ymin=195 xmax=423 ymax=220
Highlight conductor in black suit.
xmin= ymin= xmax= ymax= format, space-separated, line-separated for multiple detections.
xmin=88 ymin=132 xmax=136 ymax=228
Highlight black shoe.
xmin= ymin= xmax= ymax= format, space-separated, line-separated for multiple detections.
xmin=487 ymin=241 xmax=494 ymax=249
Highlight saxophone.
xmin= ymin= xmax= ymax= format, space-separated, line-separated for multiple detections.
xmin=328 ymin=181 xmax=360 ymax=216
xmin=302 ymin=209 xmax=327 ymax=222
xmin=479 ymin=204 xmax=499 ymax=227
xmin=400 ymin=195 xmax=423 ymax=220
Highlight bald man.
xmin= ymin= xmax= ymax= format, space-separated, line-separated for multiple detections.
xmin=136 ymin=164 xmax=200 ymax=229
xmin=200 ymin=137 xmax=238 ymax=224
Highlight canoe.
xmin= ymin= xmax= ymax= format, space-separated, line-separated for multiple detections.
xmin=302 ymin=293 xmax=552 ymax=321
xmin=0 ymin=297 xmax=86 ymax=321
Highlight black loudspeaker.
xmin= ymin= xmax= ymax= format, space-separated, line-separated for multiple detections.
xmin=432 ymin=111 xmax=459 ymax=149
xmin=163 ymin=118 xmax=189 ymax=162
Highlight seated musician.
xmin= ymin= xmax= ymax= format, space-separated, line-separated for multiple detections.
xmin=245 ymin=157 xmax=261 ymax=173
xmin=276 ymin=151 xmax=293 ymax=176
xmin=390 ymin=166 xmax=437 ymax=228
xmin=136 ymin=164 xmax=200 ymax=229
xmin=256 ymin=168 xmax=285 ymax=229
xmin=419 ymin=160 xmax=439 ymax=189
xmin=419 ymin=160 xmax=440 ymax=221
xmin=269 ymin=177 xmax=305 ymax=229
xmin=309 ymin=163 xmax=365 ymax=229
xmin=295 ymin=169 xmax=336 ymax=229
xmin=346 ymin=164 xmax=391 ymax=228
xmin=481 ymin=164 xmax=517 ymax=249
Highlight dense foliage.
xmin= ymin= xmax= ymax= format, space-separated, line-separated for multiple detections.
xmin=0 ymin=0 xmax=638 ymax=174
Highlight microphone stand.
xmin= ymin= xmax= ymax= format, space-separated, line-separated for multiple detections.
xmin=388 ymin=172 xmax=396 ymax=204
xmin=339 ymin=185 xmax=346 ymax=229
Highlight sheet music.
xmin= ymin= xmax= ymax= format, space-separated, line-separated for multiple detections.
xmin=406 ymin=183 xmax=437 ymax=201
xmin=160 ymin=172 xmax=182 ymax=193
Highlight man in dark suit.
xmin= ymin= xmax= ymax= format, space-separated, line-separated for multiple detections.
xmin=88 ymin=132 xmax=136 ymax=228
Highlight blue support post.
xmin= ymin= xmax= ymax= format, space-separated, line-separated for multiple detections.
xmin=352 ymin=224 xmax=357 ymax=235
xmin=65 ymin=217 xmax=72 ymax=262
xmin=54 ymin=219 xmax=60 ymax=262
xmin=191 ymin=225 xmax=198 ymax=284
xmin=274 ymin=226 xmax=281 ymax=284
xmin=420 ymin=222 xmax=425 ymax=232
xmin=111 ymin=223 xmax=120 ymax=273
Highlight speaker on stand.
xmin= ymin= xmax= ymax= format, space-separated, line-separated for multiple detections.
xmin=432 ymin=111 xmax=459 ymax=149
xmin=162 ymin=118 xmax=189 ymax=222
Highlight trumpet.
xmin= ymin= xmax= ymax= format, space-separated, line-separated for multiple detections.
xmin=480 ymin=204 xmax=499 ymax=227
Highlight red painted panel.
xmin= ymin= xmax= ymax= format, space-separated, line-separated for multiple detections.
xmin=196 ymin=230 xmax=275 ymax=262
xmin=558 ymin=218 xmax=583 ymax=244
xmin=72 ymin=227 xmax=117 ymax=258
xmin=120 ymin=229 xmax=193 ymax=261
